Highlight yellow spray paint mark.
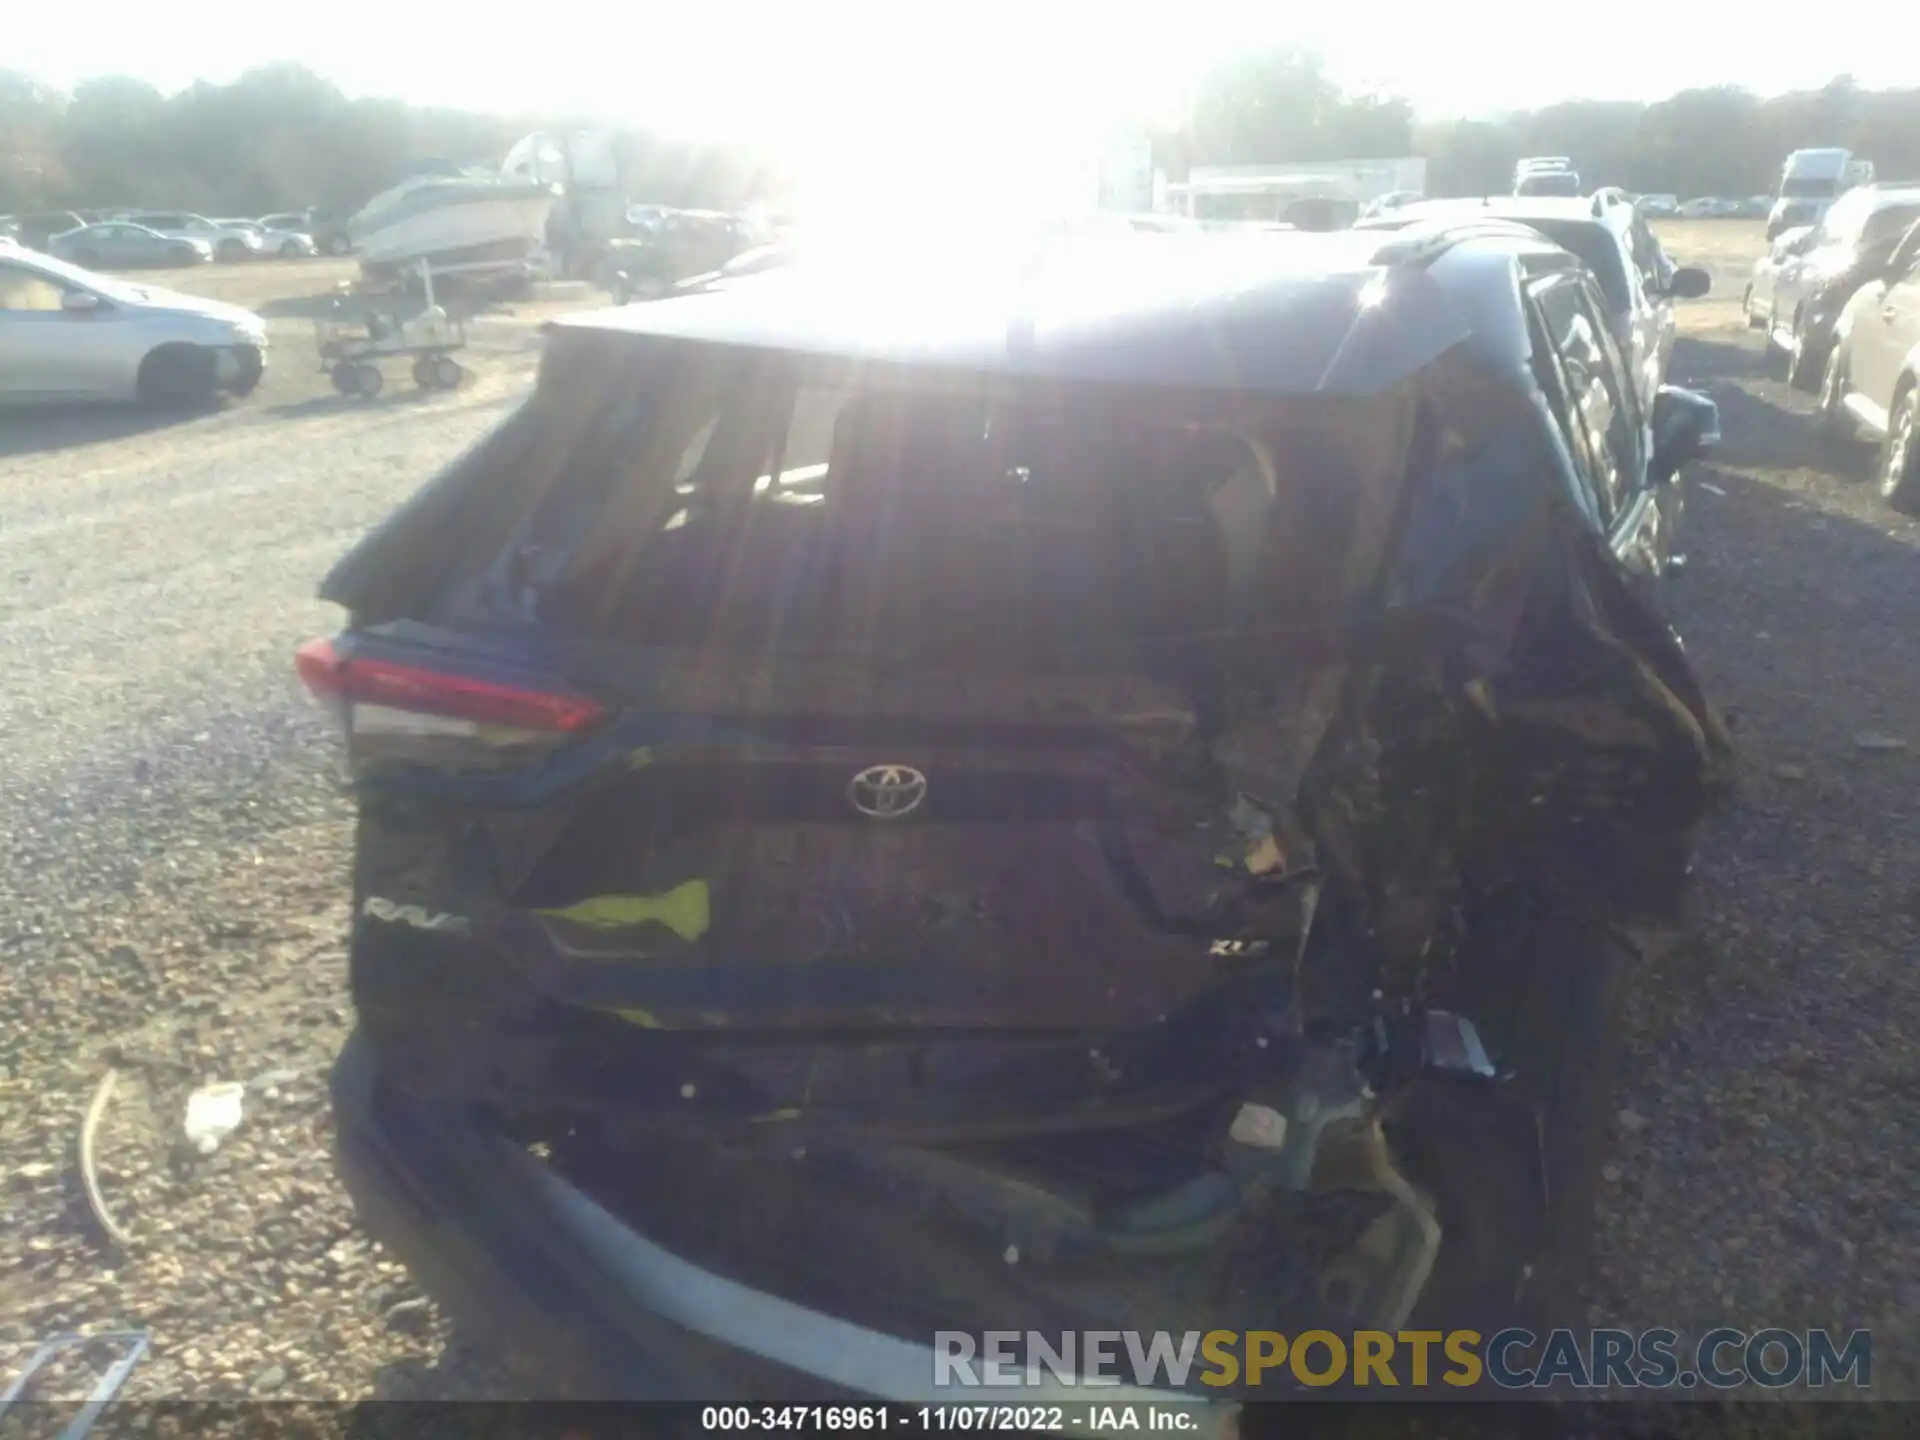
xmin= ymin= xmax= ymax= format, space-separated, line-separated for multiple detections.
xmin=1244 ymin=834 xmax=1286 ymax=875
xmin=626 ymin=746 xmax=656 ymax=769
xmin=600 ymin=1007 xmax=665 ymax=1029
xmin=750 ymin=1108 xmax=802 ymax=1124
xmin=1463 ymin=678 xmax=1498 ymax=720
xmin=538 ymin=880 xmax=711 ymax=941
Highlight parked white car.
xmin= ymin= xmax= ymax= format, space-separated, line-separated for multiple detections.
xmin=113 ymin=212 xmax=264 ymax=262
xmin=0 ymin=238 xmax=268 ymax=405
xmin=244 ymin=215 xmax=321 ymax=258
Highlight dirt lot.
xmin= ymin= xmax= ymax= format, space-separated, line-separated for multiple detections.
xmin=2 ymin=228 xmax=1918 ymax=1403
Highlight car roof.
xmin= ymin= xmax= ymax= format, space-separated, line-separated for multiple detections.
xmin=1380 ymin=195 xmax=1630 ymax=233
xmin=1857 ymin=185 xmax=1920 ymax=209
xmin=549 ymin=230 xmax=1507 ymax=398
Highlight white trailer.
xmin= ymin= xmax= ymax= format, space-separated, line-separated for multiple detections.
xmin=1180 ymin=159 xmax=1427 ymax=229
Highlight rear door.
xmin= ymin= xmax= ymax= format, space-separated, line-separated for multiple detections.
xmin=93 ymin=225 xmax=142 ymax=266
xmin=1851 ymin=221 xmax=1920 ymax=417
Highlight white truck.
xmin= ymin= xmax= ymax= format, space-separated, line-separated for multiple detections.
xmin=1768 ymin=148 xmax=1875 ymax=239
xmin=1514 ymin=157 xmax=1583 ymax=197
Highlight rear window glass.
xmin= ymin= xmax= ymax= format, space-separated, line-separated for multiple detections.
xmin=488 ymin=343 xmax=1421 ymax=667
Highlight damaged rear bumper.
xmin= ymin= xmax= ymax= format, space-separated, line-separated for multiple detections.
xmin=330 ymin=1030 xmax=1237 ymax=1425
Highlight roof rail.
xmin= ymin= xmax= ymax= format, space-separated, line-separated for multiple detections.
xmin=1369 ymin=217 xmax=1560 ymax=268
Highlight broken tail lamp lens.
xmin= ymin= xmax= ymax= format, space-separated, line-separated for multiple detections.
xmin=295 ymin=637 xmax=606 ymax=753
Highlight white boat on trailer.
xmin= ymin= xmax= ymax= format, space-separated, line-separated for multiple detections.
xmin=348 ymin=170 xmax=559 ymax=281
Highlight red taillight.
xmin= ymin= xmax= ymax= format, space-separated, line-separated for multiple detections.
xmin=295 ymin=637 xmax=346 ymax=699
xmin=294 ymin=636 xmax=605 ymax=733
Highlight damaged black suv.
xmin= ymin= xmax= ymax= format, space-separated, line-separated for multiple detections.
xmin=309 ymin=221 xmax=1731 ymax=1407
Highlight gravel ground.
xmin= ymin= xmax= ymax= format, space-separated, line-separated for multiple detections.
xmin=0 ymin=270 xmax=551 ymax=1401
xmin=1592 ymin=287 xmax=1920 ymax=1398
xmin=2 ymin=233 xmax=1917 ymax=1404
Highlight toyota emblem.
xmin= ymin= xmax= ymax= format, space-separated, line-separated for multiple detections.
xmin=848 ymin=764 xmax=928 ymax=819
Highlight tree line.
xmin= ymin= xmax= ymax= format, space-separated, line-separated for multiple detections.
xmin=1161 ymin=48 xmax=1920 ymax=200
xmin=5 ymin=54 xmax=1919 ymax=220
xmin=0 ymin=63 xmax=784 ymax=217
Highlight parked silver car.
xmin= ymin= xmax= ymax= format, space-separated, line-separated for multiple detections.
xmin=114 ymin=211 xmax=264 ymax=262
xmin=1819 ymin=217 xmax=1920 ymax=511
xmin=0 ymin=239 xmax=268 ymax=405
xmin=49 ymin=221 xmax=212 ymax=270
xmin=254 ymin=214 xmax=323 ymax=258
xmin=220 ymin=218 xmax=317 ymax=259
xmin=1742 ymin=225 xmax=1817 ymax=329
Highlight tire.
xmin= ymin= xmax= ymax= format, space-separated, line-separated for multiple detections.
xmin=225 ymin=347 xmax=265 ymax=400
xmin=331 ymin=361 xmax=359 ymax=395
xmin=354 ymin=364 xmax=384 ymax=399
xmin=412 ymin=356 xmax=438 ymax=389
xmin=327 ymin=234 xmax=353 ymax=257
xmin=1398 ymin=907 xmax=1630 ymax=1335
xmin=1816 ymin=344 xmax=1862 ymax=456
xmin=433 ymin=356 xmax=462 ymax=389
xmin=75 ymin=248 xmax=101 ymax=267
xmin=136 ymin=345 xmax=219 ymax=410
xmin=280 ymin=240 xmax=305 ymax=259
xmin=216 ymin=239 xmax=247 ymax=263
xmin=1880 ymin=384 xmax=1920 ymax=514
xmin=169 ymin=247 xmax=198 ymax=267
xmin=1786 ymin=315 xmax=1825 ymax=393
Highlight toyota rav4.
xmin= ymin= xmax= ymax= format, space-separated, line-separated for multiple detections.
xmin=309 ymin=224 xmax=1731 ymax=1409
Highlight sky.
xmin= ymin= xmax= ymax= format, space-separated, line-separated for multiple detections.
xmin=9 ymin=0 xmax=1909 ymax=205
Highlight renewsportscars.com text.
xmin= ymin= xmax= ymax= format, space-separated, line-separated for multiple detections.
xmin=933 ymin=1328 xmax=1872 ymax=1391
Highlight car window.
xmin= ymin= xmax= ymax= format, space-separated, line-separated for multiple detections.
xmin=1625 ymin=213 xmax=1671 ymax=289
xmin=0 ymin=264 xmax=68 ymax=312
xmin=1529 ymin=275 xmax=1644 ymax=524
xmin=1526 ymin=219 xmax=1630 ymax=315
xmin=1816 ymin=191 xmax=1874 ymax=246
xmin=487 ymin=344 xmax=1425 ymax=663
xmin=1890 ymin=222 xmax=1920 ymax=283
xmin=1526 ymin=302 xmax=1607 ymax=524
xmin=1863 ymin=204 xmax=1920 ymax=250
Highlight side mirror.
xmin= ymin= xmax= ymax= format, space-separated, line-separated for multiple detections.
xmin=1651 ymin=385 xmax=1720 ymax=484
xmin=1666 ymin=267 xmax=1711 ymax=300
xmin=61 ymin=290 xmax=102 ymax=313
